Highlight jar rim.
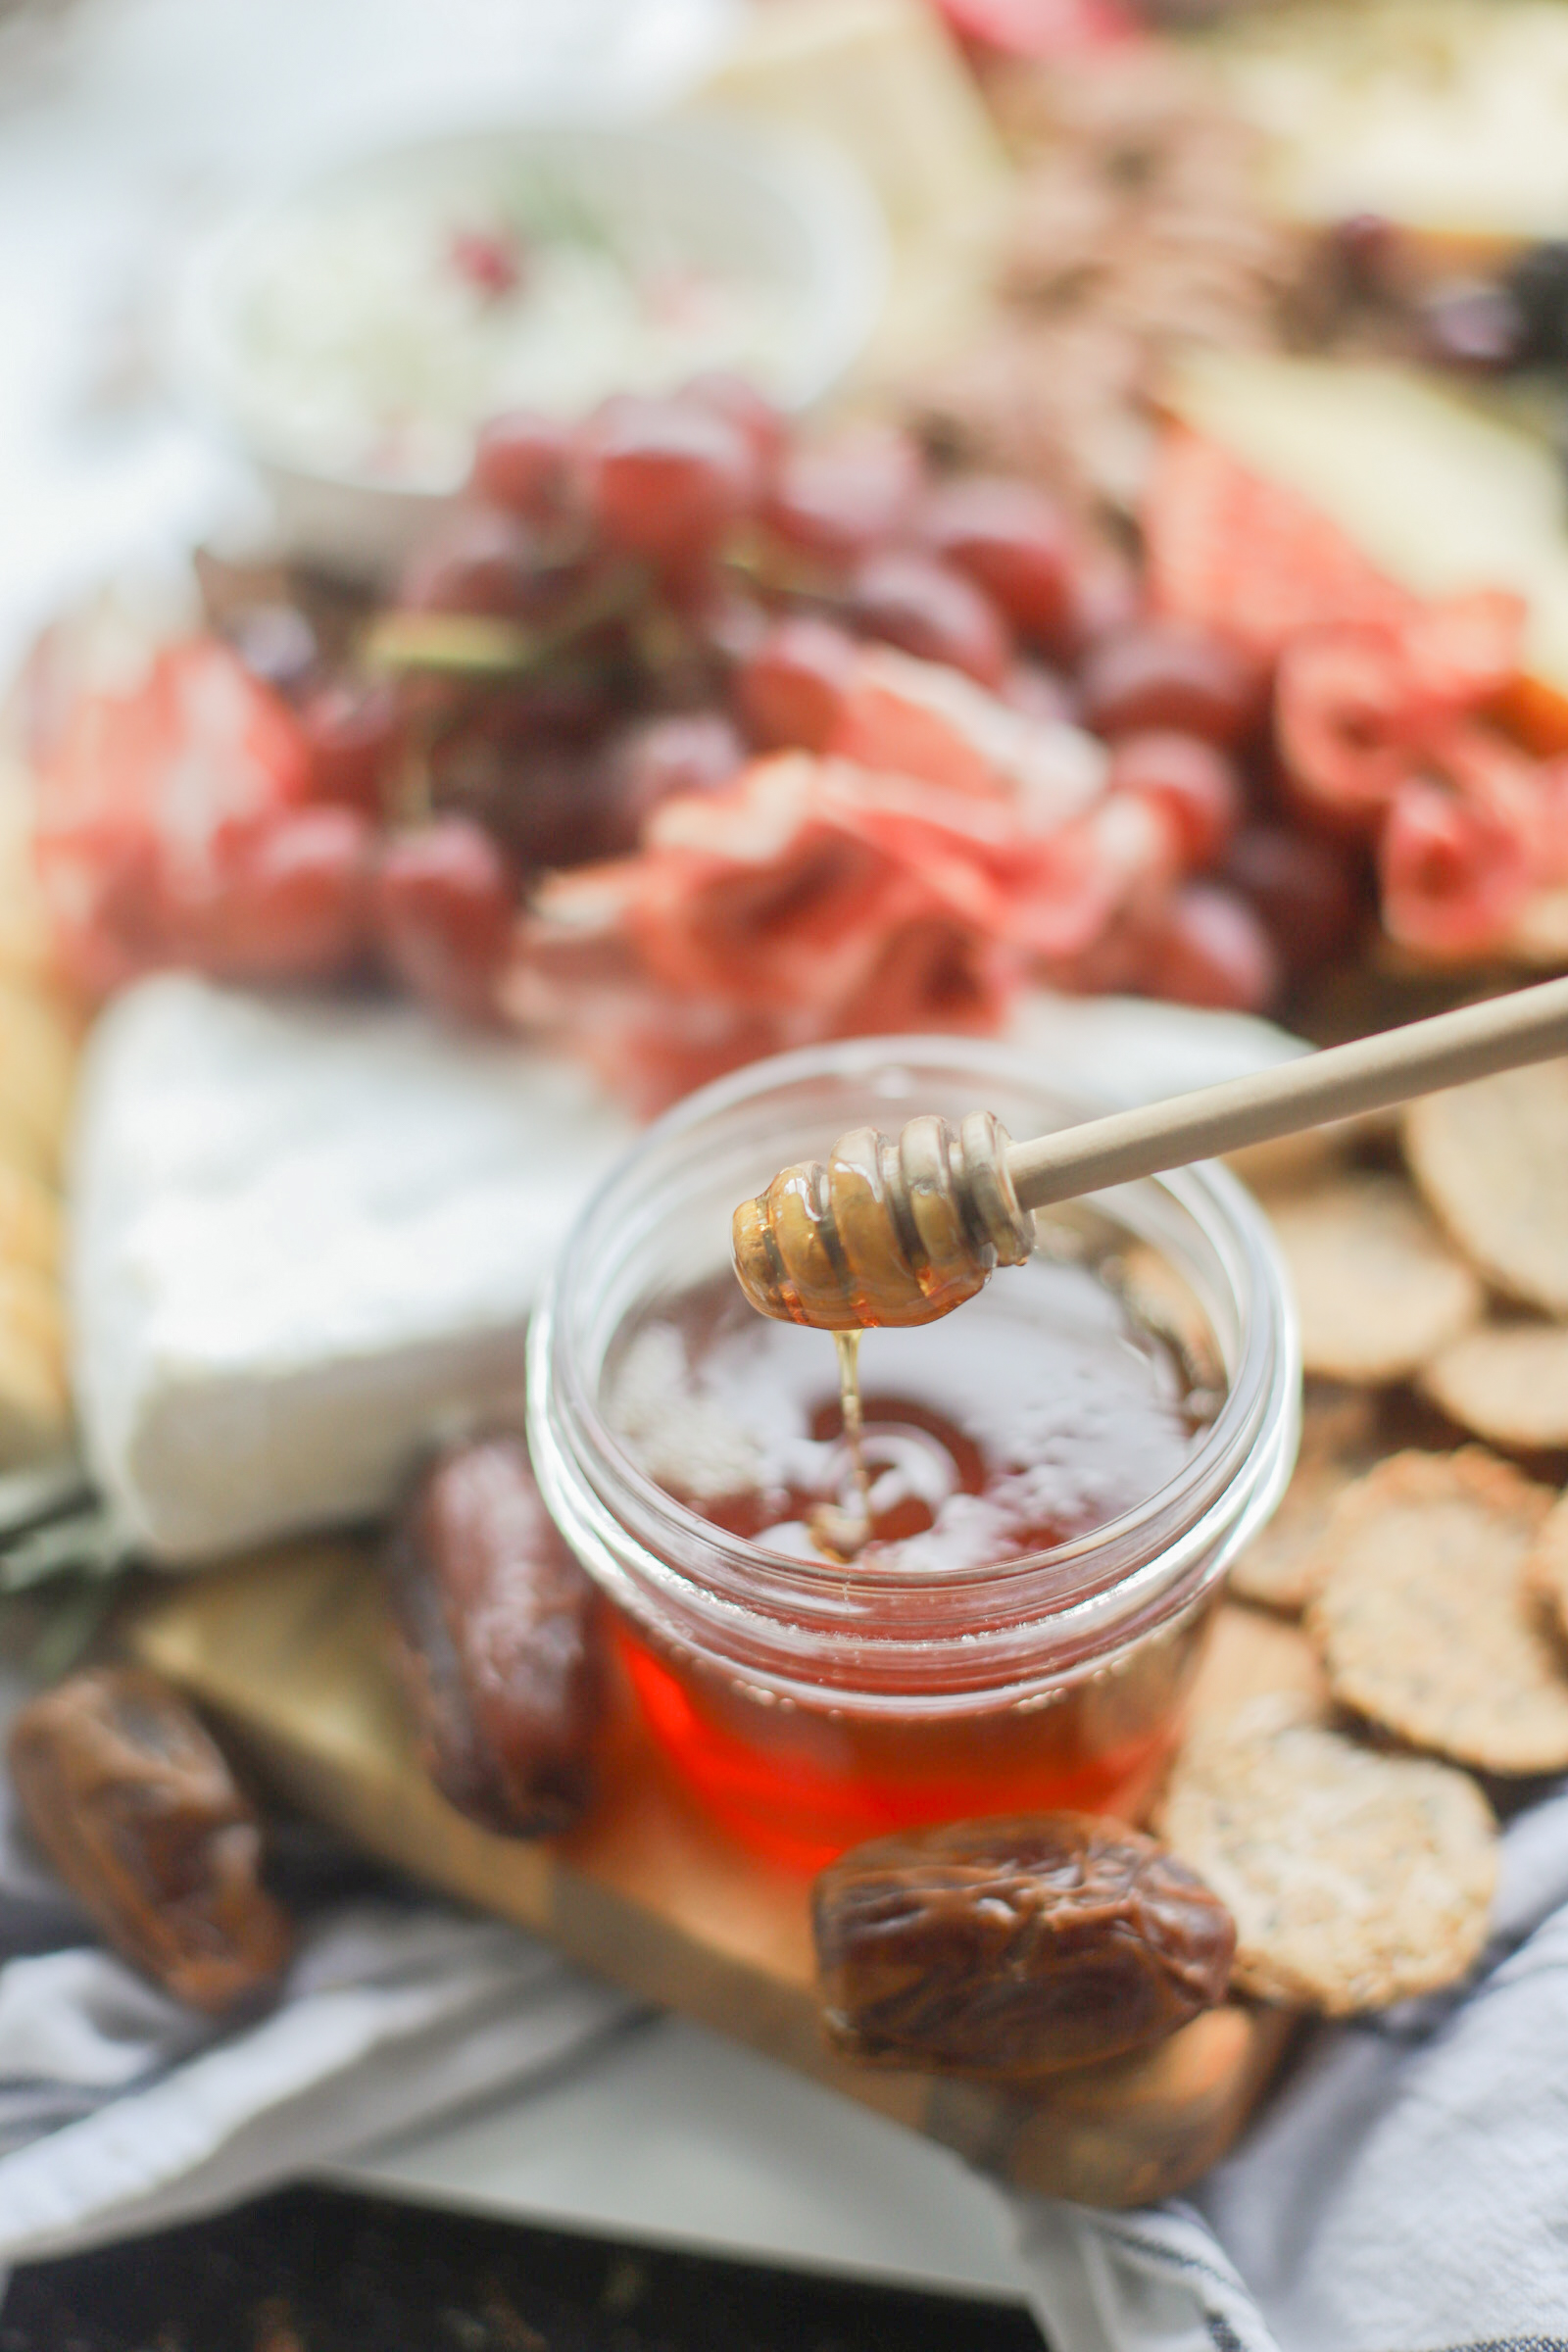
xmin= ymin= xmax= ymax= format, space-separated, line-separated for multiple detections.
xmin=529 ymin=1032 xmax=1300 ymax=1697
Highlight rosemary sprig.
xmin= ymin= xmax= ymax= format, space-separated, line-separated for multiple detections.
xmin=0 ymin=1463 xmax=144 ymax=1682
xmin=0 ymin=1500 xmax=140 ymax=1593
xmin=0 ymin=1456 xmax=92 ymax=1544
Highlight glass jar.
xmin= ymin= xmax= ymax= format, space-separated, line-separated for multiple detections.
xmin=529 ymin=1037 xmax=1299 ymax=1872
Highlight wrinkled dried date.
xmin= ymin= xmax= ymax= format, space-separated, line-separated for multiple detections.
xmin=8 ymin=1667 xmax=293 ymax=2014
xmin=813 ymin=1812 xmax=1235 ymax=2079
xmin=383 ymin=1432 xmax=604 ymax=1837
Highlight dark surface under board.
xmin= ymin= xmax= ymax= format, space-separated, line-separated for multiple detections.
xmin=0 ymin=2186 xmax=1049 ymax=2352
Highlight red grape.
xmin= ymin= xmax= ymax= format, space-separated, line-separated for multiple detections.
xmin=1223 ymin=824 xmax=1363 ymax=971
xmin=582 ymin=395 xmax=757 ymax=567
xmin=1000 ymin=659 xmax=1075 ymax=724
xmin=678 ymin=373 xmax=786 ymax=477
xmin=470 ymin=411 xmax=576 ymax=524
xmin=1080 ymin=622 xmax=1260 ymax=746
xmin=735 ymin=615 xmax=859 ymax=751
xmin=595 ymin=711 xmax=746 ymax=850
xmin=433 ymin=727 xmax=607 ymax=872
xmin=1058 ymin=546 xmax=1141 ymax=656
xmin=1142 ymin=883 xmax=1281 ymax=1011
xmin=488 ymin=657 xmax=625 ymax=745
xmin=848 ymin=550 xmax=1012 ymax=688
xmin=400 ymin=512 xmax=544 ymax=617
xmin=919 ymin=475 xmax=1073 ymax=641
xmin=206 ymin=807 xmax=374 ymax=983
xmin=301 ymin=680 xmax=398 ymax=814
xmin=691 ymin=585 xmax=769 ymax=669
xmin=1106 ymin=732 xmax=1241 ymax=870
xmin=763 ymin=425 xmax=924 ymax=565
xmin=373 ymin=817 xmax=517 ymax=1023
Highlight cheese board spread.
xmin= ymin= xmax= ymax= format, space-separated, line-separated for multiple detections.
xmin=14 ymin=0 xmax=1568 ymax=2254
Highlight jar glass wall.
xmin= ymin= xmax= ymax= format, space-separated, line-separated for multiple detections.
xmin=529 ymin=1036 xmax=1299 ymax=1872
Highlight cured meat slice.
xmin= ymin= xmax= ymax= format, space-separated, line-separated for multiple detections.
xmin=1146 ymin=427 xmax=1418 ymax=659
xmin=508 ymin=661 xmax=1199 ymax=1109
xmin=1379 ymin=776 xmax=1533 ymax=960
xmin=1276 ymin=625 xmax=1416 ymax=825
xmin=32 ymin=636 xmax=357 ymax=994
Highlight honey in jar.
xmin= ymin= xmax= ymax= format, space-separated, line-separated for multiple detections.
xmin=528 ymin=1040 xmax=1299 ymax=1872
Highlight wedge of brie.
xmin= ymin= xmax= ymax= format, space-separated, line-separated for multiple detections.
xmin=70 ymin=976 xmax=635 ymax=1562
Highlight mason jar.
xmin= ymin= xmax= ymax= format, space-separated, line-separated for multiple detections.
xmin=529 ymin=1036 xmax=1299 ymax=1871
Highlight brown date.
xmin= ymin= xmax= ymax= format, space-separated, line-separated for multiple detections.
xmin=383 ymin=1433 xmax=604 ymax=1837
xmin=8 ymin=1667 xmax=293 ymax=2015
xmin=813 ymin=1812 xmax=1235 ymax=2079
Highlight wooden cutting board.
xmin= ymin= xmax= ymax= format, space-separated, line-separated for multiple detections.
xmin=125 ymin=1545 xmax=1318 ymax=2210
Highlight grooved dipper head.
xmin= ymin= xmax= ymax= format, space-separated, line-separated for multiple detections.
xmin=731 ymin=1110 xmax=1034 ymax=1330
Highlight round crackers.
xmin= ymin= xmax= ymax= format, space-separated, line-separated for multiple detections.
xmin=1266 ymin=1171 xmax=1482 ymax=1385
xmin=1404 ymin=1059 xmax=1568 ymax=1317
xmin=1421 ymin=1320 xmax=1568 ymax=1451
xmin=1308 ymin=1448 xmax=1568 ymax=1775
xmin=1229 ymin=1384 xmax=1378 ymax=1614
xmin=1156 ymin=1696 xmax=1495 ymax=2013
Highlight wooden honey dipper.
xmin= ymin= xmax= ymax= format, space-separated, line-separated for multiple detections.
xmin=733 ymin=976 xmax=1568 ymax=1330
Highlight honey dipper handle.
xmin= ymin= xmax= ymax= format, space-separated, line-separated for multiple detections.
xmin=1005 ymin=975 xmax=1568 ymax=1213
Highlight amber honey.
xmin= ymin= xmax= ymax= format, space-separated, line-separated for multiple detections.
xmin=604 ymin=1254 xmax=1217 ymax=1868
xmin=615 ymin=1614 xmax=1207 ymax=1872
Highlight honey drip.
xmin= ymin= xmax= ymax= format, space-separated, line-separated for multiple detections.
xmin=808 ymin=1330 xmax=874 ymax=1561
xmin=836 ymin=1329 xmax=874 ymax=1523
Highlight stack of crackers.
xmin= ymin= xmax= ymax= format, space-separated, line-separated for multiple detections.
xmin=1156 ymin=1066 xmax=1568 ymax=2020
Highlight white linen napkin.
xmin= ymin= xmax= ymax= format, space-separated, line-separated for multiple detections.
xmin=0 ymin=1651 xmax=637 ymax=2289
xmin=9 ymin=1786 xmax=1568 ymax=2350
xmin=3 ymin=992 xmax=1556 ymax=2346
xmin=0 ymin=1908 xmax=635 ymax=2270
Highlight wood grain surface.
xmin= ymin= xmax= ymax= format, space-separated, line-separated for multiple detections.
xmin=125 ymin=1548 xmax=1310 ymax=2208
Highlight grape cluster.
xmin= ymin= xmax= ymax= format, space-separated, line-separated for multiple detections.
xmin=206 ymin=374 xmax=1365 ymax=1026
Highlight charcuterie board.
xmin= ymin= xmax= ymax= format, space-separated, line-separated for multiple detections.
xmin=125 ymin=1544 xmax=1314 ymax=2209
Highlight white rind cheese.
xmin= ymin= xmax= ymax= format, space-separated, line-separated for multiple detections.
xmin=69 ymin=976 xmax=635 ymax=1562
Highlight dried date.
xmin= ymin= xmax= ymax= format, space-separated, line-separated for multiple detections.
xmin=383 ymin=1432 xmax=604 ymax=1837
xmin=813 ymin=1812 xmax=1235 ymax=2079
xmin=8 ymin=1667 xmax=293 ymax=2015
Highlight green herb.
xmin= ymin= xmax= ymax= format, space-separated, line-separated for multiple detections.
xmin=0 ymin=1461 xmax=142 ymax=1683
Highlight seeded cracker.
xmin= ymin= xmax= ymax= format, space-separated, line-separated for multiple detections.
xmin=1157 ymin=1696 xmax=1495 ymax=2013
xmin=1230 ymin=1384 xmax=1378 ymax=1613
xmin=1308 ymin=1449 xmax=1568 ymax=1774
xmin=1265 ymin=1172 xmax=1481 ymax=1385
xmin=1421 ymin=1320 xmax=1568 ymax=1451
xmin=1404 ymin=1060 xmax=1568 ymax=1317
